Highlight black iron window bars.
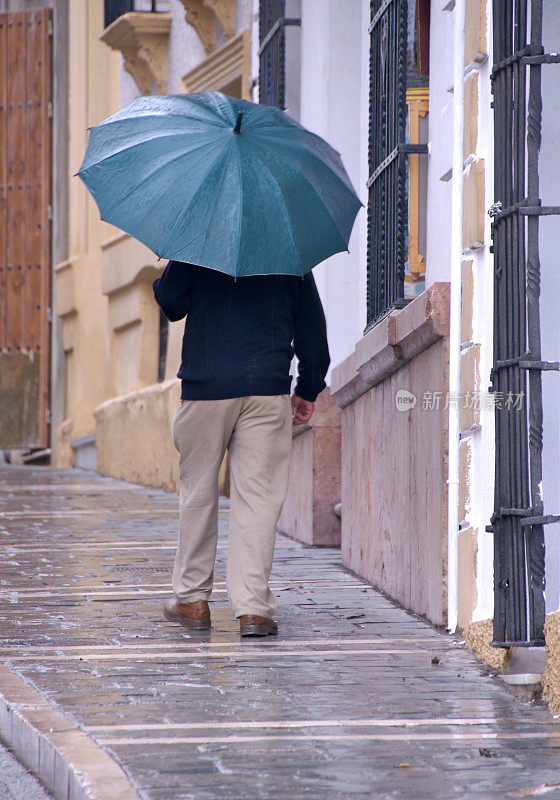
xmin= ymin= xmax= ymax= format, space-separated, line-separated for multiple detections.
xmin=366 ymin=0 xmax=428 ymax=330
xmin=258 ymin=0 xmax=301 ymax=109
xmin=488 ymin=0 xmax=560 ymax=647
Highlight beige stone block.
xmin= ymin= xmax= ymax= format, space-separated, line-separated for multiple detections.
xmin=54 ymin=418 xmax=75 ymax=469
xmin=464 ymin=0 xmax=487 ymax=66
xmin=463 ymin=159 xmax=485 ymax=249
xmin=459 ymin=342 xmax=481 ymax=430
xmin=543 ymin=611 xmax=560 ymax=714
xmin=458 ymin=437 xmax=472 ymax=524
xmin=94 ymin=379 xmax=181 ymax=492
xmin=341 ymin=337 xmax=449 ymax=626
xmin=108 ymin=280 xmax=160 ymax=396
xmin=54 ymin=258 xmax=77 ymax=318
xmin=463 ymin=619 xmax=511 ymax=670
xmin=61 ymin=311 xmax=77 ymax=352
xmin=101 ymin=232 xmax=161 ymax=296
xmin=463 ymin=74 xmax=478 ymax=159
xmin=457 ymin=527 xmax=478 ymax=629
xmin=278 ymin=388 xmax=341 ymax=547
xmin=461 ymin=260 xmax=474 ymax=343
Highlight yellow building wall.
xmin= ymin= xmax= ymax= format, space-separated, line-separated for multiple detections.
xmin=54 ymin=1 xmax=253 ymax=474
xmin=54 ymin=0 xmax=121 ymax=463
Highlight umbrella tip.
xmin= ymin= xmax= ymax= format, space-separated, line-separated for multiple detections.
xmin=233 ymin=111 xmax=243 ymax=134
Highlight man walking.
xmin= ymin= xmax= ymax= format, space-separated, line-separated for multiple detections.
xmin=153 ymin=261 xmax=330 ymax=637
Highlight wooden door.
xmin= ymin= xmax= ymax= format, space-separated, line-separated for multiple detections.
xmin=0 ymin=9 xmax=52 ymax=449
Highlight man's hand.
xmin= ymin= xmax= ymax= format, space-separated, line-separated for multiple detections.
xmin=291 ymin=394 xmax=314 ymax=426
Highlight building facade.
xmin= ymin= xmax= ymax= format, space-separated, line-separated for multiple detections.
xmin=259 ymin=0 xmax=560 ymax=705
xmin=2 ymin=0 xmax=559 ymax=708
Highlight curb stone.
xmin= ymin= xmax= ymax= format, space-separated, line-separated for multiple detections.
xmin=0 ymin=663 xmax=141 ymax=800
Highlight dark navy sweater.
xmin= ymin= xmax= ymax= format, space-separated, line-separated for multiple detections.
xmin=152 ymin=261 xmax=330 ymax=402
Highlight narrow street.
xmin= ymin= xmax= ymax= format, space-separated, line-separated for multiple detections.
xmin=0 ymin=464 xmax=559 ymax=800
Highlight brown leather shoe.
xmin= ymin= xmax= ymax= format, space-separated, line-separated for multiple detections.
xmin=239 ymin=615 xmax=278 ymax=637
xmin=163 ymin=598 xmax=211 ymax=630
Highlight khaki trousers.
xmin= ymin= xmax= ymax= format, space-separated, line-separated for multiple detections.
xmin=171 ymin=394 xmax=293 ymax=618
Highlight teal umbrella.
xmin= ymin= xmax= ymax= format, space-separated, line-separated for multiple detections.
xmin=78 ymin=92 xmax=362 ymax=277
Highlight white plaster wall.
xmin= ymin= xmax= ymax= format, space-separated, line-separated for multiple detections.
xmin=120 ymin=62 xmax=142 ymax=108
xmin=539 ymin=0 xmax=560 ymax=613
xmin=466 ymin=1 xmax=496 ymax=624
xmin=426 ymin=1 xmax=496 ymax=623
xmin=235 ymin=0 xmax=252 ymax=33
xmin=167 ymin=0 xmax=205 ymax=92
xmin=251 ymin=0 xmax=259 ymax=100
xmin=466 ymin=0 xmax=560 ymax=619
xmin=284 ymin=0 xmax=302 ymax=120
xmin=299 ymin=0 xmax=368 ymax=375
xmin=424 ymin=0 xmax=454 ymax=287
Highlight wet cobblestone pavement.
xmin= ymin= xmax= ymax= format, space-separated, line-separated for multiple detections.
xmin=1 ymin=465 xmax=560 ymax=799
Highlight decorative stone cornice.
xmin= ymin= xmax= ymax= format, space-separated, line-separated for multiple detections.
xmin=204 ymin=0 xmax=235 ymax=37
xmin=182 ymin=30 xmax=251 ymax=98
xmin=100 ymin=12 xmax=172 ymax=95
xmin=178 ymin=0 xmax=235 ymax=55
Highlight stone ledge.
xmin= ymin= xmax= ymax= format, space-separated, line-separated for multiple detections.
xmin=331 ymin=282 xmax=450 ymax=408
xmin=0 ymin=663 xmax=140 ymax=800
xmin=292 ymin=422 xmax=311 ymax=438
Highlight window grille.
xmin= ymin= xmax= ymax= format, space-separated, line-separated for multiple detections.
xmin=157 ymin=309 xmax=168 ymax=383
xmin=488 ymin=0 xmax=560 ymax=647
xmin=366 ymin=0 xmax=428 ymax=330
xmin=258 ymin=0 xmax=300 ymax=109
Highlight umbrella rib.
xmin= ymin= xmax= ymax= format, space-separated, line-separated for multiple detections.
xmin=101 ymin=139 xmax=225 ymax=215
xmin=198 ymin=147 xmax=234 ymax=262
xmin=253 ymin=140 xmax=359 ymax=244
xmin=245 ymin=149 xmax=299 ymax=272
xmin=251 ymin=144 xmax=349 ymax=254
xmin=161 ymin=147 xmax=235 ymax=263
xmin=234 ymin=141 xmax=244 ymax=272
xmin=97 ymin=103 xmax=227 ymax=131
xmin=239 ymin=147 xmax=272 ymax=276
xmin=80 ymin=131 xmax=222 ymax=174
xmin=256 ymin=130 xmax=354 ymax=189
xmin=107 ymin=144 xmax=230 ymax=255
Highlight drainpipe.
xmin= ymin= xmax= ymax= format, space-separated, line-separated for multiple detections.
xmin=447 ymin=0 xmax=466 ymax=634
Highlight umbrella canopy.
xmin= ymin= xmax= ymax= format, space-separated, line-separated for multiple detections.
xmin=77 ymin=92 xmax=362 ymax=277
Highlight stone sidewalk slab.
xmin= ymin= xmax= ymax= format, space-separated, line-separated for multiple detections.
xmin=0 ymin=465 xmax=560 ymax=800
